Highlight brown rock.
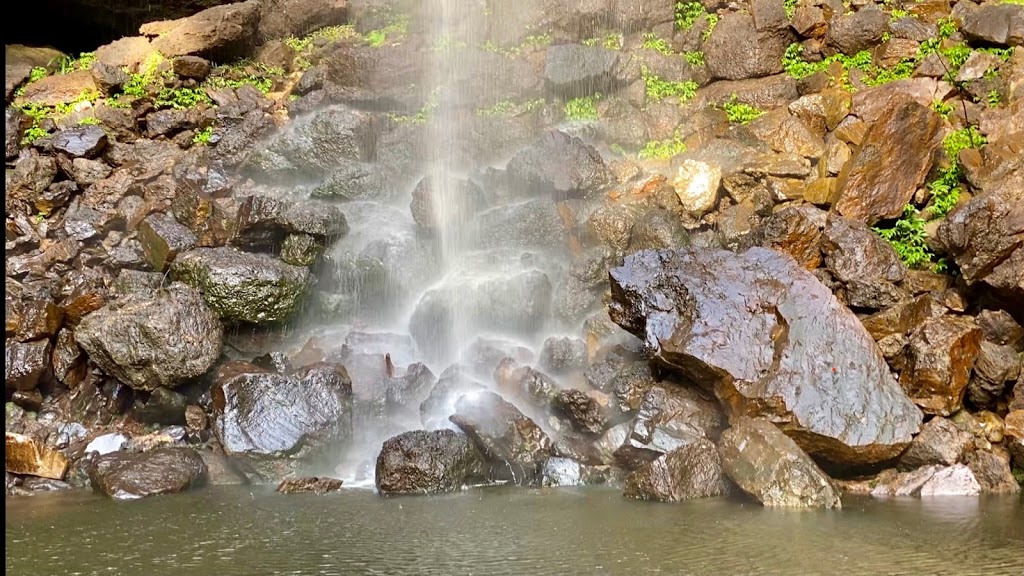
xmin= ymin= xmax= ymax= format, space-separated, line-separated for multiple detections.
xmin=704 ymin=12 xmax=794 ymax=81
xmin=5 ymin=338 xmax=51 ymax=392
xmin=826 ymin=6 xmax=888 ymax=55
xmin=6 ymin=432 xmax=68 ymax=480
xmin=13 ymin=70 xmax=97 ymax=108
xmin=861 ymin=295 xmax=932 ymax=341
xmin=960 ymin=4 xmax=1024 ymax=48
xmin=95 ymin=37 xmax=154 ymax=71
xmin=172 ymin=56 xmax=212 ymax=80
xmin=1004 ymin=410 xmax=1024 ymax=466
xmin=898 ymin=417 xmax=974 ymax=470
xmin=965 ymin=449 xmax=1021 ymax=494
xmin=821 ymin=215 xmax=907 ymax=309
xmin=900 ymin=315 xmax=983 ymax=416
xmin=623 ymin=438 xmax=732 ymax=502
xmin=14 ymin=298 xmax=63 ymax=342
xmin=137 ymin=212 xmax=198 ymax=272
xmin=833 ymin=100 xmax=942 ymax=225
xmin=276 ymin=476 xmax=344 ymax=495
xmin=758 ymin=204 xmax=827 ymax=270
xmin=143 ymin=2 xmax=260 ymax=61
xmin=967 ymin=341 xmax=1021 ymax=408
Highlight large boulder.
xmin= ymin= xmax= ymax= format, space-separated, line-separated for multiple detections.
xmin=825 ymin=5 xmax=888 ymax=55
xmin=898 ymin=417 xmax=975 ymax=470
xmin=959 ymin=4 xmax=1024 ymax=48
xmin=608 ymin=247 xmax=923 ymax=466
xmin=614 ymin=386 xmax=723 ymax=469
xmin=899 ymin=315 xmax=982 ymax=416
xmin=623 ymin=438 xmax=732 ymax=502
xmin=833 ymin=100 xmax=942 ymax=225
xmin=233 ymin=194 xmax=348 ymax=250
xmin=718 ymin=417 xmax=842 ymax=509
xmin=212 ymin=362 xmax=353 ymax=473
xmin=141 ymin=1 xmax=260 ymax=61
xmin=171 ymin=247 xmax=312 ymax=325
xmin=543 ymin=43 xmax=623 ymax=97
xmin=375 ymin=429 xmax=486 ymax=495
xmin=506 ymin=130 xmax=610 ymax=198
xmin=449 ymin=391 xmax=553 ymax=484
xmin=5 ymin=432 xmax=68 ymax=480
xmin=704 ymin=9 xmax=794 ymax=81
xmin=75 ymin=284 xmax=223 ymax=391
xmin=88 ymin=446 xmax=207 ymax=500
xmin=257 ymin=0 xmax=348 ymax=41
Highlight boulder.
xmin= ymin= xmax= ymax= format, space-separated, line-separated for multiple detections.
xmin=609 ymin=247 xmax=922 ymax=465
xmin=5 ymin=339 xmax=52 ymax=392
xmin=506 ymin=130 xmax=610 ymax=198
xmin=142 ymin=1 xmax=260 ymax=61
xmin=137 ymin=212 xmax=197 ymax=272
xmin=756 ymin=204 xmax=826 ymax=270
xmin=960 ymin=4 xmax=1024 ymax=48
xmin=213 ymin=362 xmax=353 ymax=467
xmin=48 ymin=125 xmax=108 ymax=159
xmin=614 ymin=386 xmax=723 ymax=469
xmin=88 ymin=446 xmax=207 ymax=500
xmin=244 ymin=105 xmax=372 ymax=179
xmin=257 ymin=0 xmax=348 ymax=41
xmin=409 ymin=174 xmax=487 ymax=232
xmin=233 ymin=194 xmax=348 ymax=249
xmin=539 ymin=457 xmax=616 ymax=487
xmin=75 ymin=284 xmax=223 ymax=391
xmin=172 ymin=55 xmax=212 ymax=79
xmin=14 ymin=70 xmax=97 ymax=108
xmin=704 ymin=11 xmax=793 ymax=81
xmin=171 ymin=247 xmax=312 ymax=324
xmin=551 ymin=389 xmax=608 ymax=436
xmin=718 ymin=417 xmax=841 ymax=509
xmin=276 ymin=476 xmax=344 ymax=495
xmin=821 ymin=215 xmax=907 ymax=309
xmin=449 ymin=391 xmax=553 ymax=484
xmin=538 ymin=337 xmax=587 ymax=373
xmin=898 ymin=417 xmax=974 ymax=470
xmin=5 ymin=432 xmax=68 ymax=480
xmin=543 ymin=43 xmax=622 ymax=97
xmin=833 ymin=100 xmax=942 ymax=225
xmin=375 ymin=429 xmax=486 ymax=495
xmin=623 ymin=438 xmax=732 ymax=502
xmin=899 ymin=315 xmax=982 ymax=416
xmin=826 ymin=6 xmax=888 ymax=55
xmin=671 ymin=159 xmax=721 ymax=217
xmin=967 ymin=341 xmax=1021 ymax=408
xmin=964 ymin=450 xmax=1020 ymax=495
xmin=917 ymin=464 xmax=982 ymax=497
xmin=134 ymin=387 xmax=188 ymax=426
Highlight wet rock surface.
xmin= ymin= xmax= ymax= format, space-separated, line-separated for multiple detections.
xmin=376 ymin=429 xmax=485 ymax=496
xmin=623 ymin=438 xmax=731 ymax=502
xmin=88 ymin=447 xmax=207 ymax=500
xmin=276 ymin=476 xmax=344 ymax=495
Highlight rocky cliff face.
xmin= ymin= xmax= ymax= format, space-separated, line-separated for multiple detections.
xmin=5 ymin=0 xmax=1023 ymax=503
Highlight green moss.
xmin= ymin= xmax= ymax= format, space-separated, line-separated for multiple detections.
xmin=639 ymin=134 xmax=687 ymax=159
xmin=564 ymin=95 xmax=599 ymax=121
xmin=719 ymin=95 xmax=765 ymax=124
xmin=155 ymin=87 xmax=212 ymax=109
xmin=365 ymin=17 xmax=410 ymax=48
xmin=192 ymin=125 xmax=215 ymax=146
xmin=77 ymin=116 xmax=100 ymax=126
xmin=641 ymin=66 xmax=697 ymax=103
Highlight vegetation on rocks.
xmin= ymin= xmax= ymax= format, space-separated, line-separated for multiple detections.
xmin=719 ymin=95 xmax=764 ymax=125
xmin=641 ymin=66 xmax=697 ymax=103
xmin=565 ymin=95 xmax=600 ymax=121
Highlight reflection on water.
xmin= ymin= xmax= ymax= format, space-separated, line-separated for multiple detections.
xmin=6 ymin=487 xmax=1023 ymax=576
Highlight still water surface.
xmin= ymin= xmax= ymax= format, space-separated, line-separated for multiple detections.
xmin=6 ymin=487 xmax=1023 ymax=576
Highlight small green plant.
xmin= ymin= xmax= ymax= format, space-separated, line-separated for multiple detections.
xmin=564 ymin=95 xmax=599 ymax=121
xmin=719 ymin=95 xmax=766 ymax=124
xmin=57 ymin=52 xmax=96 ymax=74
xmin=986 ymin=89 xmax=1001 ymax=107
xmin=203 ymin=62 xmax=283 ymax=94
xmin=155 ymin=87 xmax=212 ymax=109
xmin=642 ymin=33 xmax=674 ymax=55
xmin=675 ymin=2 xmax=705 ymax=30
xmin=684 ymin=51 xmax=704 ymax=67
xmin=639 ymin=133 xmax=688 ymax=159
xmin=364 ymin=17 xmax=409 ymax=48
xmin=192 ymin=125 xmax=215 ymax=146
xmin=582 ymin=34 xmax=622 ymax=49
xmin=932 ymin=99 xmax=954 ymax=119
xmin=703 ymin=14 xmax=718 ymax=41
xmin=641 ymin=66 xmax=698 ymax=102
xmin=28 ymin=66 xmax=48 ymax=83
xmin=785 ymin=0 xmax=798 ymax=19
xmin=77 ymin=116 xmax=100 ymax=126
xmin=889 ymin=9 xmax=911 ymax=22
xmin=121 ymin=52 xmax=167 ymax=99
xmin=522 ymin=34 xmax=552 ymax=49
xmin=475 ymin=98 xmax=544 ymax=117
xmin=285 ymin=25 xmax=358 ymax=70
xmin=389 ymin=90 xmax=439 ymax=125
xmin=920 ymin=126 xmax=987 ymax=219
xmin=19 ymin=103 xmax=52 ymax=145
xmin=873 ymin=205 xmax=933 ymax=269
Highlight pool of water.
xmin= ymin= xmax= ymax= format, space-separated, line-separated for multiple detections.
xmin=5 ymin=487 xmax=1023 ymax=576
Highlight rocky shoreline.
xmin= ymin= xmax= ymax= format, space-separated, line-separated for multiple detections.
xmin=5 ymin=0 xmax=1023 ymax=506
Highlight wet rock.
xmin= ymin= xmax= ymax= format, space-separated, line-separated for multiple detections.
xmin=213 ymin=362 xmax=352 ymax=476
xmin=137 ymin=212 xmax=198 ymax=272
xmin=75 ymin=284 xmax=223 ymax=391
xmin=758 ymin=204 xmax=827 ymax=270
xmin=134 ymin=387 xmax=187 ymax=426
xmin=375 ymin=429 xmax=486 ymax=496
xmin=918 ymin=464 xmax=981 ymax=497
xmin=552 ymin=389 xmax=608 ymax=436
xmin=540 ymin=457 xmax=597 ymax=487
xmin=898 ymin=417 xmax=974 ymax=471
xmin=826 ymin=5 xmax=887 ymax=55
xmin=48 ymin=125 xmax=108 ymax=159
xmin=1005 ymin=410 xmax=1024 ymax=467
xmin=833 ymin=100 xmax=942 ymax=225
xmin=409 ymin=174 xmax=487 ymax=232
xmin=171 ymin=247 xmax=312 ymax=325
xmin=5 ymin=432 xmax=68 ymax=480
xmin=860 ymin=295 xmax=932 ymax=342
xmin=419 ymin=369 xmax=488 ymax=430
xmin=85 ymin=433 xmax=129 ymax=456
xmin=630 ymin=209 xmax=690 ymax=251
xmin=704 ymin=11 xmax=793 ymax=81
xmin=967 ymin=342 xmax=1021 ymax=408
xmin=142 ymin=2 xmax=259 ymax=60
xmin=965 ymin=450 xmax=1020 ymax=495
xmin=614 ymin=386 xmax=723 ymax=469
xmin=449 ymin=391 xmax=553 ymax=485
xmin=539 ymin=337 xmax=587 ymax=373
xmin=609 ymin=247 xmax=922 ymax=465
xmin=70 ymin=157 xmax=112 ymax=187
xmin=5 ymin=339 xmax=52 ymax=392
xmin=494 ymin=361 xmax=559 ymax=408
xmin=6 ymin=108 xmax=28 ymax=159
xmin=671 ymin=159 xmax=721 ymax=217
xmin=506 ymin=130 xmax=610 ymax=198
xmin=233 ymin=194 xmax=348 ymax=249
xmin=623 ymin=438 xmax=731 ymax=502
xmin=585 ymin=204 xmax=638 ymax=256
xmin=543 ymin=44 xmax=622 ymax=97
xmin=900 ymin=315 xmax=983 ymax=416
xmin=472 ymin=199 xmax=569 ymax=251
xmin=14 ymin=298 xmax=62 ymax=342
xmin=276 ymin=476 xmax=344 ymax=495
xmin=88 ymin=446 xmax=207 ymax=500
xmin=960 ymin=4 xmax=1024 ymax=48
xmin=22 ymin=477 xmax=72 ymax=492
xmin=718 ymin=417 xmax=841 ymax=509
xmin=244 ymin=105 xmax=371 ymax=179
xmin=821 ymin=215 xmax=907 ymax=309
xmin=976 ymin=310 xmax=1024 ymax=348
xmin=11 ymin=390 xmax=43 ymax=412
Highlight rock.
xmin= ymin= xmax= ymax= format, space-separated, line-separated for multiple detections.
xmin=704 ymin=12 xmax=793 ymax=81
xmin=14 ymin=298 xmax=62 ymax=342
xmin=821 ymin=215 xmax=907 ymax=309
xmin=623 ymin=438 xmax=731 ymax=502
xmin=826 ymin=6 xmax=888 ymax=55
xmin=614 ymin=385 xmax=723 ymax=469
xmin=376 ymin=429 xmax=486 ymax=496
xmin=88 ymin=446 xmax=207 ymax=500
xmin=409 ymin=174 xmax=486 ymax=232
xmin=718 ymin=417 xmax=841 ymax=509
xmin=899 ymin=315 xmax=983 ymax=416
xmin=5 ymin=432 xmax=68 ymax=480
xmin=976 ymin=310 xmax=1023 ymax=348
xmin=965 ymin=450 xmax=1020 ymax=494
xmin=90 ymin=62 xmax=130 ymax=95
xmin=935 ymin=190 xmax=1023 ymax=305
xmin=5 ymin=339 xmax=52 ymax=392
xmin=74 ymin=284 xmax=223 ymax=391
xmin=449 ymin=391 xmax=552 ymax=485
xmin=134 ymin=386 xmax=187 ymax=426
xmin=898 ymin=417 xmax=974 ymax=470
xmin=833 ymin=100 xmax=942 ymax=225
xmin=233 ymin=194 xmax=348 ymax=249
xmin=137 ymin=212 xmax=198 ymax=272
xmin=245 ymin=105 xmax=371 ymax=179
xmin=1005 ymin=410 xmax=1024 ymax=467
xmin=70 ymin=158 xmax=112 ymax=187
xmin=142 ymin=2 xmax=260 ymax=60
xmin=276 ymin=476 xmax=344 ymax=495
xmin=173 ymin=56 xmax=212 ymax=79
xmin=609 ymin=247 xmax=922 ymax=465
xmin=14 ymin=70 xmax=97 ymax=108
xmin=171 ymin=247 xmax=312 ymax=325
xmin=551 ymin=389 xmax=608 ymax=436
xmin=215 ymin=360 xmax=348 ymax=452
xmin=258 ymin=0 xmax=348 ymax=41
xmin=538 ymin=337 xmax=587 ymax=373
xmin=85 ymin=433 xmax=129 ymax=456
xmin=419 ymin=369 xmax=488 ymax=430
xmin=585 ymin=204 xmax=637 ymax=256
xmin=22 ymin=477 xmax=72 ymax=492
xmin=47 ymin=125 xmax=108 ymax=159
xmin=6 ymin=108 xmax=28 ymax=159
xmin=671 ymin=159 xmax=721 ymax=217
xmin=543 ymin=43 xmax=621 ymax=97
xmin=960 ymin=4 xmax=1024 ymax=48
xmin=967 ymin=341 xmax=1021 ymax=408
xmin=758 ymin=204 xmax=827 ymax=270
xmin=918 ymin=464 xmax=982 ymax=497
xmin=506 ymin=130 xmax=610 ymax=198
